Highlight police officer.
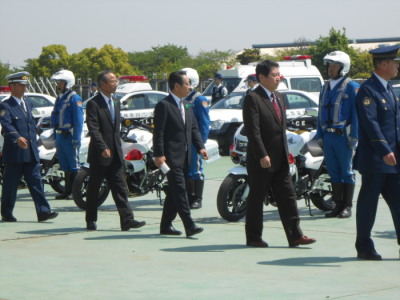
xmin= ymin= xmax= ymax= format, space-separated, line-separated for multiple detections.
xmin=181 ymin=68 xmax=210 ymax=209
xmin=0 ymin=72 xmax=58 ymax=222
xmin=245 ymin=74 xmax=258 ymax=95
xmin=314 ymin=51 xmax=359 ymax=219
xmin=89 ymin=82 xmax=98 ymax=98
xmin=354 ymin=45 xmax=400 ymax=260
xmin=50 ymin=70 xmax=84 ymax=199
xmin=211 ymin=73 xmax=228 ymax=105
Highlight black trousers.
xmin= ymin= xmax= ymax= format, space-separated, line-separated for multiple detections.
xmin=245 ymin=156 xmax=303 ymax=244
xmin=85 ymin=158 xmax=134 ymax=227
xmin=160 ymin=161 xmax=194 ymax=230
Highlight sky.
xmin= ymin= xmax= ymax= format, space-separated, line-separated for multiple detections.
xmin=1 ymin=0 xmax=399 ymax=68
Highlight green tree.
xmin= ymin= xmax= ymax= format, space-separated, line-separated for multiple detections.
xmin=191 ymin=49 xmax=236 ymax=79
xmin=0 ymin=61 xmax=11 ymax=85
xmin=236 ymin=48 xmax=261 ymax=65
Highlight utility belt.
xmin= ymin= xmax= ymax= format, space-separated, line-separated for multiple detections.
xmin=325 ymin=128 xmax=344 ymax=136
xmin=55 ymin=130 xmax=71 ymax=136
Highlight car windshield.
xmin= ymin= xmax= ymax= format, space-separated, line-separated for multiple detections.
xmin=211 ymin=93 xmax=245 ymax=109
xmin=393 ymin=86 xmax=400 ymax=98
xmin=203 ymin=78 xmax=242 ymax=96
xmin=280 ymin=77 xmax=322 ymax=93
xmin=26 ymin=95 xmax=53 ymax=108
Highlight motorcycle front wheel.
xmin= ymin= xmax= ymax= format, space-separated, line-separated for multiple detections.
xmin=217 ymin=174 xmax=248 ymax=222
xmin=47 ymin=160 xmax=65 ymax=195
xmin=72 ymin=168 xmax=110 ymax=210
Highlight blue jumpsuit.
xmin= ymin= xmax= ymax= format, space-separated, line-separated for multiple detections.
xmin=51 ymin=91 xmax=84 ymax=172
xmin=354 ymin=73 xmax=400 ymax=254
xmin=185 ymin=91 xmax=210 ymax=180
xmin=315 ymin=77 xmax=359 ymax=184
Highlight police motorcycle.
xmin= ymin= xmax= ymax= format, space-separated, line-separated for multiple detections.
xmin=71 ymin=119 xmax=168 ymax=210
xmin=216 ymin=108 xmax=334 ymax=222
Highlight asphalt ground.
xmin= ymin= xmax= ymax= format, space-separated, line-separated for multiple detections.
xmin=1 ymin=156 xmax=399 ymax=300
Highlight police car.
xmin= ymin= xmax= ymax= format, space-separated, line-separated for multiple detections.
xmin=209 ymin=89 xmax=319 ymax=155
xmin=393 ymin=84 xmax=400 ymax=98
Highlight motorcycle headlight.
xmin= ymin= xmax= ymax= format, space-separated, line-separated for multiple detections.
xmin=210 ymin=120 xmax=226 ymax=130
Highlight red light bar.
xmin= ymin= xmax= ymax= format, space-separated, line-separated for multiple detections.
xmin=118 ymin=75 xmax=148 ymax=83
xmin=288 ymin=153 xmax=296 ymax=164
xmin=283 ymin=55 xmax=312 ymax=60
xmin=0 ymin=86 xmax=11 ymax=93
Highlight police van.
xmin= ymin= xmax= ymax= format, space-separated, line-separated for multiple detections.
xmin=202 ymin=55 xmax=324 ymax=100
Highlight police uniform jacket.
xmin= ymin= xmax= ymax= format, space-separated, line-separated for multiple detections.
xmin=0 ymin=96 xmax=39 ymax=163
xmin=185 ymin=91 xmax=210 ymax=143
xmin=354 ymin=73 xmax=400 ymax=174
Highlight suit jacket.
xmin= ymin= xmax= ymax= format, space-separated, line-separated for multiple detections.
xmin=153 ymin=94 xmax=204 ymax=168
xmin=354 ymin=73 xmax=400 ymax=174
xmin=0 ymin=96 xmax=39 ymax=163
xmin=86 ymin=93 xmax=123 ymax=166
xmin=242 ymin=85 xmax=289 ymax=172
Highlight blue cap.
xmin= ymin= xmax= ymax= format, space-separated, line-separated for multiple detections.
xmin=91 ymin=82 xmax=98 ymax=87
xmin=6 ymin=71 xmax=30 ymax=85
xmin=245 ymin=74 xmax=257 ymax=82
xmin=369 ymin=44 xmax=400 ymax=60
xmin=214 ymin=73 xmax=223 ymax=79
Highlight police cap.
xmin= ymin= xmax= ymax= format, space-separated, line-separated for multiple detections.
xmin=214 ymin=73 xmax=223 ymax=79
xmin=369 ymin=44 xmax=400 ymax=61
xmin=5 ymin=71 xmax=30 ymax=85
xmin=244 ymin=74 xmax=257 ymax=82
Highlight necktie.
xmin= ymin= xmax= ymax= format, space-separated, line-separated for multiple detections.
xmin=21 ymin=99 xmax=27 ymax=114
xmin=180 ymin=100 xmax=185 ymax=123
xmin=108 ymin=97 xmax=115 ymax=122
xmin=387 ymin=83 xmax=395 ymax=105
xmin=271 ymin=93 xmax=282 ymax=122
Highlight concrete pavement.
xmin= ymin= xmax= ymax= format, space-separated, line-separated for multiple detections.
xmin=1 ymin=156 xmax=399 ymax=300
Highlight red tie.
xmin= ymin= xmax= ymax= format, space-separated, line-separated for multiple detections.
xmin=271 ymin=93 xmax=282 ymax=122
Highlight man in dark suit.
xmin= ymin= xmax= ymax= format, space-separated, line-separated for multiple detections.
xmin=85 ymin=70 xmax=145 ymax=231
xmin=0 ymin=72 xmax=58 ymax=222
xmin=354 ymin=45 xmax=400 ymax=260
xmin=242 ymin=60 xmax=316 ymax=247
xmin=153 ymin=71 xmax=208 ymax=237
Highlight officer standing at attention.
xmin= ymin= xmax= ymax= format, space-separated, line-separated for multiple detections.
xmin=354 ymin=45 xmax=400 ymax=260
xmin=181 ymin=68 xmax=210 ymax=209
xmin=50 ymin=70 xmax=84 ymax=200
xmin=211 ymin=73 xmax=228 ymax=105
xmin=245 ymin=74 xmax=258 ymax=95
xmin=0 ymin=72 xmax=58 ymax=222
xmin=314 ymin=51 xmax=359 ymax=219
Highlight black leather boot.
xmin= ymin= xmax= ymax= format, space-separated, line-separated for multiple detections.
xmin=339 ymin=183 xmax=354 ymax=218
xmin=55 ymin=171 xmax=75 ymax=200
xmin=325 ymin=182 xmax=344 ymax=218
xmin=190 ymin=180 xmax=204 ymax=209
xmin=186 ymin=178 xmax=195 ymax=206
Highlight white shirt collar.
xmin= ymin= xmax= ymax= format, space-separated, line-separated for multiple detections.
xmin=259 ymin=84 xmax=273 ymax=101
xmin=374 ymin=72 xmax=389 ymax=91
xmin=171 ymin=92 xmax=182 ymax=106
xmin=100 ymin=91 xmax=113 ymax=105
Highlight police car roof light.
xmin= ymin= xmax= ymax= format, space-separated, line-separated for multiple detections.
xmin=283 ymin=55 xmax=312 ymax=60
xmin=118 ymin=75 xmax=148 ymax=84
xmin=0 ymin=86 xmax=11 ymax=93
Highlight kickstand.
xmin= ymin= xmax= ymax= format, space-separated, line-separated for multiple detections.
xmin=157 ymin=189 xmax=164 ymax=206
xmin=304 ymin=194 xmax=314 ymax=216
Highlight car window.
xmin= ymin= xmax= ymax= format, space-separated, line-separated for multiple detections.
xmin=211 ymin=93 xmax=244 ymax=109
xmin=147 ymin=93 xmax=166 ymax=109
xmin=121 ymin=94 xmax=146 ymax=110
xmin=25 ymin=95 xmax=53 ymax=108
xmin=289 ymin=78 xmax=322 ymax=93
xmin=394 ymin=86 xmax=400 ymax=98
xmin=203 ymin=78 xmax=242 ymax=96
xmin=284 ymin=92 xmax=317 ymax=109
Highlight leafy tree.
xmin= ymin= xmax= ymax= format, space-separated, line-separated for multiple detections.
xmin=191 ymin=49 xmax=236 ymax=79
xmin=236 ymin=48 xmax=261 ymax=65
xmin=0 ymin=61 xmax=11 ymax=85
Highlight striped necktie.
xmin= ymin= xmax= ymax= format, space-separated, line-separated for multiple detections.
xmin=109 ymin=97 xmax=115 ymax=122
xmin=271 ymin=93 xmax=282 ymax=122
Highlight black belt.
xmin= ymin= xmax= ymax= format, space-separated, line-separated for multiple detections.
xmin=55 ymin=130 xmax=71 ymax=135
xmin=325 ymin=128 xmax=344 ymax=135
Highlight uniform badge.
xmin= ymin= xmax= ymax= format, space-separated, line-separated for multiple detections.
xmin=363 ymin=97 xmax=371 ymax=106
xmin=202 ymin=101 xmax=209 ymax=108
xmin=382 ymin=99 xmax=386 ymax=103
xmin=0 ymin=109 xmax=5 ymax=116
xmin=343 ymin=94 xmax=349 ymax=99
xmin=77 ymin=101 xmax=83 ymax=107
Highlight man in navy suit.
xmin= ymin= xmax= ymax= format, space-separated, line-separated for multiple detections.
xmin=354 ymin=45 xmax=400 ymax=260
xmin=153 ymin=71 xmax=208 ymax=237
xmin=0 ymin=72 xmax=58 ymax=222
xmin=85 ymin=70 xmax=146 ymax=231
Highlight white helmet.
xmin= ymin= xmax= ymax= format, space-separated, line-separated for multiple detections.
xmin=323 ymin=51 xmax=351 ymax=76
xmin=181 ymin=68 xmax=199 ymax=89
xmin=50 ymin=69 xmax=75 ymax=89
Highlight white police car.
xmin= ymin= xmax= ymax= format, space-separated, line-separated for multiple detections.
xmin=393 ymin=84 xmax=400 ymax=98
xmin=209 ymin=89 xmax=319 ymax=154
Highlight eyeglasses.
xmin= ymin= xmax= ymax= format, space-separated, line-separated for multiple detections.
xmin=108 ymin=79 xmax=119 ymax=84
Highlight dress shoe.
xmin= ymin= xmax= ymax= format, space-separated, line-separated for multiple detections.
xmin=2 ymin=215 xmax=17 ymax=222
xmin=357 ymin=250 xmax=382 ymax=261
xmin=160 ymin=225 xmax=182 ymax=235
xmin=38 ymin=211 xmax=59 ymax=222
xmin=87 ymin=221 xmax=97 ymax=231
xmin=289 ymin=236 xmax=316 ymax=247
xmin=338 ymin=207 xmax=352 ymax=218
xmin=121 ymin=219 xmax=146 ymax=231
xmin=246 ymin=240 xmax=269 ymax=248
xmin=190 ymin=201 xmax=202 ymax=209
xmin=185 ymin=225 xmax=204 ymax=237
